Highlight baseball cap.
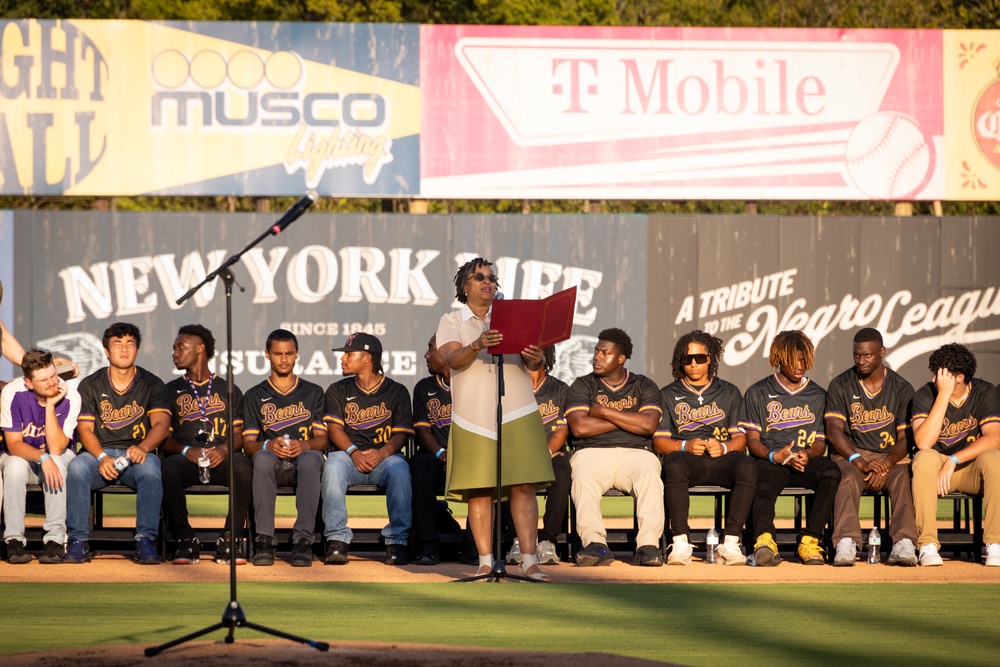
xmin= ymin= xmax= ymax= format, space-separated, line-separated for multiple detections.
xmin=332 ymin=333 xmax=384 ymax=373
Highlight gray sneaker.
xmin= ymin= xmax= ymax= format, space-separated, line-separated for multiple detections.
xmin=537 ymin=540 xmax=561 ymax=565
xmin=505 ymin=538 xmax=522 ymax=565
xmin=833 ymin=538 xmax=857 ymax=567
xmin=887 ymin=538 xmax=918 ymax=566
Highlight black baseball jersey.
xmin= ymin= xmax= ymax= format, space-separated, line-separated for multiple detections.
xmin=566 ymin=370 xmax=662 ymax=450
xmin=739 ymin=374 xmax=827 ymax=453
xmin=656 ymin=378 xmax=743 ymax=442
xmin=825 ymin=367 xmax=913 ymax=453
xmin=166 ymin=374 xmax=244 ymax=448
xmin=242 ymin=377 xmax=327 ymax=443
xmin=412 ymin=374 xmax=451 ymax=451
xmin=911 ymin=378 xmax=1000 ymax=455
xmin=325 ymin=375 xmax=414 ymax=451
xmin=77 ymin=366 xmax=171 ymax=450
xmin=534 ymin=374 xmax=569 ymax=442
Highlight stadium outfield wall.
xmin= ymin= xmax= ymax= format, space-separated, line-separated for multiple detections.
xmin=2 ymin=211 xmax=997 ymax=393
xmin=1 ymin=20 xmax=998 ymax=200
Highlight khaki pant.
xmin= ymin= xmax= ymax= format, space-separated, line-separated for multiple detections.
xmin=911 ymin=448 xmax=1000 ymax=548
xmin=570 ymin=447 xmax=663 ymax=549
xmin=832 ymin=450 xmax=917 ymax=545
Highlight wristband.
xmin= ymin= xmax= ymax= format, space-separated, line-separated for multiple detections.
xmin=949 ymin=454 xmax=960 ymax=466
xmin=848 ymin=453 xmax=861 ymax=463
xmin=721 ymin=443 xmax=729 ymax=455
xmin=262 ymin=440 xmax=269 ymax=451
xmin=98 ymin=452 xmax=108 ymax=462
xmin=182 ymin=446 xmax=191 ymax=457
xmin=435 ymin=448 xmax=445 ymax=459
xmin=768 ymin=452 xmax=775 ymax=464
xmin=347 ymin=445 xmax=359 ymax=455
xmin=680 ymin=440 xmax=687 ymax=452
xmin=40 ymin=453 xmax=51 ymax=463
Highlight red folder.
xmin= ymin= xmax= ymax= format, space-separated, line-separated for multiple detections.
xmin=490 ymin=286 xmax=577 ymax=355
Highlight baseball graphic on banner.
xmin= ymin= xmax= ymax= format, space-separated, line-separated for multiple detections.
xmin=845 ymin=111 xmax=932 ymax=199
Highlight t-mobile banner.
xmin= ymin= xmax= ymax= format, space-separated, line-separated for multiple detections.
xmin=421 ymin=25 xmax=944 ymax=201
xmin=646 ymin=215 xmax=1000 ymax=392
xmin=6 ymin=211 xmax=646 ymax=394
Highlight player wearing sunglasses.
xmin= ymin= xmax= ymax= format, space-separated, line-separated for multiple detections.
xmin=653 ymin=331 xmax=756 ymax=565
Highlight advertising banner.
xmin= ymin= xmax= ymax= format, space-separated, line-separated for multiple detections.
xmin=3 ymin=212 xmax=645 ymax=393
xmin=421 ymin=25 xmax=945 ymax=201
xmin=944 ymin=30 xmax=1000 ymax=200
xmin=0 ymin=20 xmax=419 ymax=196
xmin=646 ymin=215 xmax=1000 ymax=392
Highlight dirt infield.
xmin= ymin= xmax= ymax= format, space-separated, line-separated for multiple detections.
xmin=3 ymin=546 xmax=998 ymax=584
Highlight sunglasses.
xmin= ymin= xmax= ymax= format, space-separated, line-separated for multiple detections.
xmin=684 ymin=354 xmax=709 ymax=365
xmin=468 ymin=272 xmax=498 ymax=284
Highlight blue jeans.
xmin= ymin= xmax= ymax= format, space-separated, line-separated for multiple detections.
xmin=322 ymin=451 xmax=411 ymax=545
xmin=66 ymin=449 xmax=163 ymax=542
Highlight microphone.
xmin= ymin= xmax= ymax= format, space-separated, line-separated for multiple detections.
xmin=270 ymin=191 xmax=317 ymax=235
xmin=494 ymin=292 xmax=504 ymax=300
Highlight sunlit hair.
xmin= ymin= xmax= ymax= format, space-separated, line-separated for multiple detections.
xmin=102 ymin=322 xmax=142 ymax=350
xmin=266 ymin=328 xmax=298 ymax=352
xmin=453 ymin=257 xmax=499 ymax=305
xmin=853 ymin=327 xmax=883 ymax=346
xmin=768 ymin=330 xmax=815 ymax=371
xmin=178 ymin=324 xmax=216 ymax=359
xmin=542 ymin=345 xmax=556 ymax=374
xmin=670 ymin=330 xmax=723 ymax=380
xmin=598 ymin=328 xmax=632 ymax=360
xmin=21 ymin=348 xmax=54 ymax=380
xmin=928 ymin=343 xmax=976 ymax=382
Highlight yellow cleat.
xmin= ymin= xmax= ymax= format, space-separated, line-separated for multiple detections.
xmin=753 ymin=532 xmax=780 ymax=566
xmin=798 ymin=535 xmax=826 ymax=565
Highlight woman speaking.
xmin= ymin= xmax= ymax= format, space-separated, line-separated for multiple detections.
xmin=436 ymin=258 xmax=554 ymax=581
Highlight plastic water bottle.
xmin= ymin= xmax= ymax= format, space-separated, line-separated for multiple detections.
xmin=198 ymin=448 xmax=212 ymax=484
xmin=281 ymin=433 xmax=295 ymax=471
xmin=705 ymin=527 xmax=719 ymax=564
xmin=113 ymin=455 xmax=130 ymax=473
xmin=867 ymin=527 xmax=882 ymax=564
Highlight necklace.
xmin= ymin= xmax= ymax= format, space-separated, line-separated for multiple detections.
xmin=682 ymin=378 xmax=712 ymax=405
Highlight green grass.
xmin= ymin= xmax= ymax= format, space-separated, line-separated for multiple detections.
xmin=1 ymin=583 xmax=996 ymax=666
xmin=99 ymin=494 xmax=965 ymax=521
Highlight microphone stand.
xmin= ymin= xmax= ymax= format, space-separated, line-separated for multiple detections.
xmin=146 ymin=195 xmax=328 ymax=656
xmin=457 ymin=352 xmax=539 ymax=583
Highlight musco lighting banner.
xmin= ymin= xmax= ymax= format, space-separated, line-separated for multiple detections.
xmin=0 ymin=20 xmax=419 ymax=196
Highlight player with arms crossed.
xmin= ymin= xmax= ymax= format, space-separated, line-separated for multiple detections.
xmin=161 ymin=324 xmax=253 ymax=565
xmin=826 ymin=327 xmax=918 ymax=566
xmin=740 ymin=331 xmax=840 ymax=566
xmin=910 ymin=343 xmax=1000 ymax=567
xmin=566 ymin=328 xmax=665 ymax=567
xmin=65 ymin=322 xmax=171 ymax=564
xmin=654 ymin=331 xmax=756 ymax=566
xmin=243 ymin=329 xmax=327 ymax=567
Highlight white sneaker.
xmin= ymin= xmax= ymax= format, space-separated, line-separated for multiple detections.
xmin=985 ymin=543 xmax=1000 ymax=567
xmin=505 ymin=538 xmax=522 ymax=565
xmin=666 ymin=540 xmax=693 ymax=565
xmin=716 ymin=541 xmax=746 ymax=566
xmin=537 ymin=540 xmax=561 ymax=565
xmin=919 ymin=543 xmax=944 ymax=567
xmin=833 ymin=537 xmax=857 ymax=567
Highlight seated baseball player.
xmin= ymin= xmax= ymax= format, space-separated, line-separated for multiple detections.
xmin=0 ymin=349 xmax=79 ymax=564
xmin=910 ymin=343 xmax=1000 ymax=567
xmin=322 ymin=333 xmax=414 ymax=566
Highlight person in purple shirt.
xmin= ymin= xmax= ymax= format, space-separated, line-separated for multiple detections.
xmin=0 ymin=348 xmax=79 ymax=564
